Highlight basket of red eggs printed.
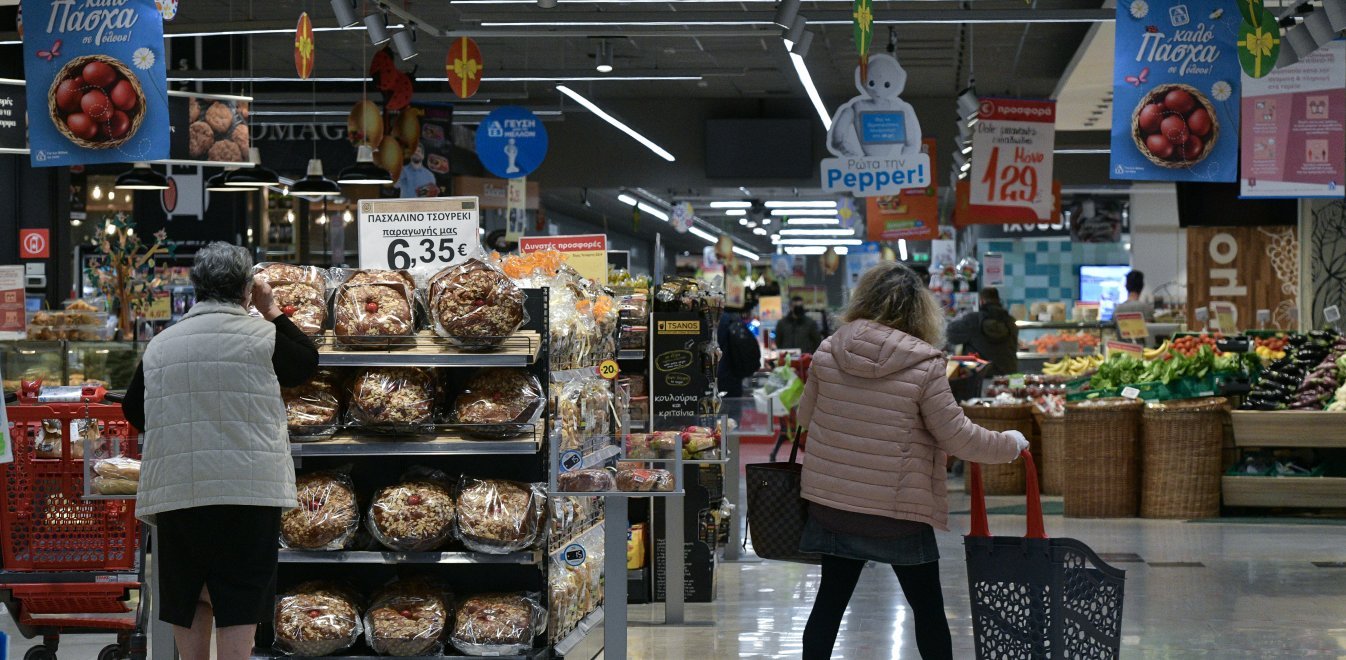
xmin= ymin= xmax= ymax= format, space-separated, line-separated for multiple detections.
xmin=48 ymin=55 xmax=145 ymax=150
xmin=1132 ymin=83 xmax=1218 ymax=168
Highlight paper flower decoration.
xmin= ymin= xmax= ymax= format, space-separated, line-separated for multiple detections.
xmin=1211 ymin=80 xmax=1232 ymax=102
xmin=133 ymin=48 xmax=155 ymax=70
xmin=1129 ymin=0 xmax=1148 ymax=19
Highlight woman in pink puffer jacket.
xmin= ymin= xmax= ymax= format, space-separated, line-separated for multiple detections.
xmin=797 ymin=261 xmax=1028 ymax=660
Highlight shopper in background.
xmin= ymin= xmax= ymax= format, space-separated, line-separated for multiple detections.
xmin=946 ymin=286 xmax=1019 ymax=376
xmin=121 ymin=243 xmax=318 ymax=660
xmin=718 ymin=305 xmax=762 ymax=398
xmin=1113 ymin=270 xmax=1155 ymax=321
xmin=775 ymin=295 xmax=823 ymax=355
xmin=797 ymin=262 xmax=1027 ymax=660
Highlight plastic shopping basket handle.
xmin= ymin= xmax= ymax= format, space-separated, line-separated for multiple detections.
xmin=967 ymin=449 xmax=1046 ymax=540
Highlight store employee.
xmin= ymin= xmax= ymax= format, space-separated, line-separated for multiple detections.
xmin=1113 ymin=270 xmax=1155 ymax=321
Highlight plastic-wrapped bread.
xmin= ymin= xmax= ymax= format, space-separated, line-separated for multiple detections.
xmin=349 ymin=367 xmax=435 ymax=427
xmin=273 ymin=583 xmax=362 ymax=656
xmin=281 ymin=472 xmax=359 ymax=551
xmin=453 ymin=368 xmax=543 ymax=439
xmin=557 ymin=468 xmax=615 ymax=493
xmin=282 ymin=370 xmax=341 ymax=436
xmin=366 ymin=478 xmax=456 ymax=552
xmin=450 ymin=593 xmax=545 ymax=656
xmin=255 ymin=263 xmax=329 ymax=336
xmin=364 ymin=582 xmax=449 ymax=657
xmin=333 ymin=269 xmax=416 ymax=347
xmin=454 ymin=479 xmax=546 ymax=554
xmin=428 ymin=259 xmax=525 ymax=348
xmin=93 ymin=456 xmax=140 ymax=481
xmin=616 ymin=468 xmax=674 ymax=492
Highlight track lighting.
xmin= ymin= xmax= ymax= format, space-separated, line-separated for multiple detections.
xmin=1303 ymin=7 xmax=1335 ymax=52
xmin=365 ymin=12 xmax=390 ymax=45
xmin=330 ymin=0 xmax=359 ymax=28
xmin=537 ymin=0 xmax=557 ymax=7
xmin=391 ymin=26 xmax=418 ymax=60
xmin=785 ymin=15 xmax=806 ymax=44
xmin=773 ymin=0 xmax=800 ymax=29
xmin=789 ymin=30 xmax=812 ymax=57
xmin=595 ymin=40 xmax=613 ymax=73
xmin=957 ymin=87 xmax=980 ymax=120
xmin=1325 ymin=0 xmax=1346 ymax=31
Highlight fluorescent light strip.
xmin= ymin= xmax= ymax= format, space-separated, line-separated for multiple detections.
xmin=725 ymin=209 xmax=747 ymax=216
xmin=556 ymin=85 xmax=675 ymax=162
xmin=898 ymin=239 xmax=909 ymax=261
xmin=687 ymin=227 xmax=718 ymax=244
xmin=770 ymin=209 xmax=838 ymax=216
xmin=783 ymin=246 xmax=827 ymax=255
xmin=786 ymin=218 xmax=841 ymax=226
xmin=482 ymin=76 xmax=700 ymax=82
xmin=618 ymin=194 xmax=639 ymax=206
xmin=778 ymin=228 xmax=856 ymax=236
xmin=637 ymin=202 xmax=669 ymax=221
xmin=710 ymin=201 xmax=752 ymax=208
xmin=764 ymin=200 xmax=835 ymax=208
xmin=733 ymin=246 xmax=761 ymax=261
xmin=776 ymin=238 xmax=862 ymax=246
xmin=784 ymin=40 xmax=831 ymax=130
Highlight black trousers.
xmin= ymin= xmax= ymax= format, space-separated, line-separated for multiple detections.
xmin=802 ymin=554 xmax=953 ymax=660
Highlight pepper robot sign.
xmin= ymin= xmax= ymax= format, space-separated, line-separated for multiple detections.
xmin=821 ymin=54 xmax=930 ymax=197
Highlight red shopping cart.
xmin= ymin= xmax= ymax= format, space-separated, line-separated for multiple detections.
xmin=965 ymin=451 xmax=1126 ymax=659
xmin=1 ymin=382 xmax=147 ymax=660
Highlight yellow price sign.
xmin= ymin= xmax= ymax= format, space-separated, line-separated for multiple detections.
xmin=143 ymin=292 xmax=172 ymax=322
xmin=597 ymin=359 xmax=620 ymax=380
xmin=1114 ymin=312 xmax=1149 ymax=340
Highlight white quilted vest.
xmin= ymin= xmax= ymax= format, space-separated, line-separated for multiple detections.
xmin=135 ymin=301 xmax=296 ymax=523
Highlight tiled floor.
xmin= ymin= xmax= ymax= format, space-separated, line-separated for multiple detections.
xmin=8 ymin=445 xmax=1346 ymax=658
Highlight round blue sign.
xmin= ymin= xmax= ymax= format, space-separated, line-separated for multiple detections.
xmin=475 ymin=106 xmax=548 ymax=179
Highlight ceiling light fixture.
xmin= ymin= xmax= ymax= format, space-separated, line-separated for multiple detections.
xmin=365 ymin=12 xmax=391 ymax=45
xmin=537 ymin=0 xmax=558 ymax=6
xmin=764 ymin=200 xmax=834 ymax=208
xmin=725 ymin=209 xmax=747 ymax=216
xmin=338 ymin=144 xmax=395 ymax=184
xmin=957 ymin=86 xmax=980 ymax=120
xmin=290 ymin=159 xmax=342 ymax=196
xmin=207 ymin=170 xmax=248 ymax=192
xmin=783 ymin=39 xmax=831 ymax=129
xmin=738 ymin=218 xmax=749 ymax=226
xmin=898 ymin=238 xmax=908 ymax=261
xmin=637 ymin=202 xmax=669 ymax=221
xmin=114 ymin=162 xmax=169 ymax=190
xmin=391 ymin=25 xmax=419 ymax=60
xmin=770 ymin=208 xmax=838 ymax=216
xmin=752 ymin=227 xmax=768 ymax=236
xmin=556 ymin=85 xmax=676 ymax=161
xmin=776 ymin=238 xmax=862 ymax=246
xmin=783 ymin=245 xmax=828 ymax=255
xmin=595 ymin=39 xmax=614 ymax=73
xmin=786 ymin=218 xmax=841 ymax=226
xmin=330 ymin=0 xmax=359 ymax=28
xmin=784 ymin=15 xmax=807 ymax=44
xmin=773 ymin=0 xmax=800 ymax=28
xmin=778 ymin=228 xmax=856 ymax=236
xmin=710 ymin=201 xmax=753 ymax=208
xmin=226 ymin=147 xmax=281 ymax=187
xmin=687 ymin=226 xmax=718 ymax=244
xmin=617 ymin=193 xmax=639 ymax=206
xmin=789 ymin=30 xmax=813 ymax=57
xmin=732 ymin=246 xmax=761 ymax=261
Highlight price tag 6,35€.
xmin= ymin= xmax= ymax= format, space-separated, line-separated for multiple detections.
xmin=358 ymin=197 xmax=481 ymax=273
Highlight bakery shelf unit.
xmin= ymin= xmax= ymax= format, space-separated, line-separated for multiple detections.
xmin=316 ymin=331 xmax=543 ymax=367
xmin=290 ymin=425 xmax=544 ymax=457
xmin=277 ymin=549 xmax=540 ymax=565
xmin=1223 ymin=411 xmax=1346 ymax=509
xmin=250 ymin=652 xmax=546 ymax=660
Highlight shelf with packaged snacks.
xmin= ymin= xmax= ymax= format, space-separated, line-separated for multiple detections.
xmin=316 ymin=330 xmax=543 ymax=367
xmin=276 ymin=548 xmax=541 ymax=565
xmin=289 ymin=425 xmax=544 ymax=457
xmin=548 ymin=519 xmax=605 ymax=558
xmin=251 ymin=651 xmax=546 ymax=660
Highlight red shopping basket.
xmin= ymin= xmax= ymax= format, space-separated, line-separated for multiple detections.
xmin=1 ymin=402 xmax=140 ymax=571
xmin=965 ymin=451 xmax=1126 ymax=659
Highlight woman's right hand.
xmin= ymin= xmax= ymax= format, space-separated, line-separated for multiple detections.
xmin=1005 ymin=430 xmax=1030 ymax=461
xmin=251 ymin=275 xmax=282 ymax=321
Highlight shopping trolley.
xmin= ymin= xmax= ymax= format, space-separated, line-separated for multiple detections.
xmin=965 ymin=451 xmax=1126 ymax=659
xmin=1 ymin=382 xmax=148 ymax=660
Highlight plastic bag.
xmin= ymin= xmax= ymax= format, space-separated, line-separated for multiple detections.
xmin=450 ymin=592 xmax=546 ymax=656
xmin=761 ymin=365 xmax=804 ymax=411
xmin=254 ymin=263 xmax=332 ymax=336
xmin=282 ymin=471 xmax=359 ymax=551
xmin=555 ymin=377 xmax=613 ymax=451
xmin=616 ymin=468 xmax=674 ymax=492
xmin=93 ymin=456 xmax=140 ymax=481
xmin=452 ymin=368 xmax=543 ymax=439
xmin=35 ymin=419 xmax=81 ymax=459
xmin=427 ymin=259 xmax=526 ymax=349
xmin=333 ymin=269 xmax=417 ymax=347
xmin=364 ymin=581 xmax=450 ymax=657
xmin=93 ymin=476 xmax=137 ymax=495
xmin=348 ymin=367 xmax=435 ymax=428
xmin=557 ymin=468 xmax=615 ymax=492
xmin=283 ymin=370 xmax=342 ymax=437
xmin=366 ymin=471 xmax=457 ymax=552
xmin=454 ymin=479 xmax=546 ymax=554
xmin=273 ymin=583 xmax=363 ymax=656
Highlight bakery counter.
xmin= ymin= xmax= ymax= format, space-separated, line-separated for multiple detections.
xmin=317 ymin=330 xmax=543 ymax=368
xmin=277 ymin=548 xmax=540 ymax=565
xmin=290 ymin=427 xmax=543 ymax=457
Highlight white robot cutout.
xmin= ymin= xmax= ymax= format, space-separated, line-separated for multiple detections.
xmin=827 ymin=53 xmax=923 ymax=159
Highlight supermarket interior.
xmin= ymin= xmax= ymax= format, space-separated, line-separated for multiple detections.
xmin=3 ymin=0 xmax=1346 ymax=658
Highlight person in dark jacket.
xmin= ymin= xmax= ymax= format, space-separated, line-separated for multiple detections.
xmin=775 ymin=295 xmax=823 ymax=355
xmin=946 ymin=287 xmax=1019 ymax=376
xmin=718 ymin=307 xmax=759 ymax=397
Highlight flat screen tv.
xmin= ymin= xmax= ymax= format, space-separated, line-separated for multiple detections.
xmin=1079 ymin=265 xmax=1132 ymax=321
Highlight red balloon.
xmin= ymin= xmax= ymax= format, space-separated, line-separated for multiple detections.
xmin=103 ymin=110 xmax=132 ymax=139
xmin=82 ymin=61 xmax=118 ymax=90
xmin=1186 ymin=108 xmax=1212 ymax=137
xmin=1164 ymin=88 xmax=1196 ymax=115
xmin=109 ymin=79 xmax=137 ymax=112
xmin=55 ymin=78 xmax=84 ymax=113
xmin=1138 ymin=103 xmax=1165 ymax=134
xmin=80 ymin=89 xmax=112 ymax=123
xmin=1145 ymin=134 xmax=1174 ymax=159
xmin=65 ymin=113 xmax=98 ymax=140
xmin=1160 ymin=115 xmax=1188 ymax=145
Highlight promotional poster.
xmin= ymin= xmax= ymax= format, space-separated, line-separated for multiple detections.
xmin=865 ymin=138 xmax=939 ymax=241
xmin=821 ymin=53 xmax=930 ymax=197
xmin=1111 ymin=0 xmax=1241 ymax=182
xmin=1240 ymin=40 xmax=1345 ymax=198
xmin=969 ymin=98 xmax=1057 ymax=221
xmin=22 ymin=0 xmax=169 ymax=167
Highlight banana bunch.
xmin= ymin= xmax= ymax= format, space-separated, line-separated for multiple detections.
xmin=1143 ymin=340 xmax=1172 ymax=361
xmin=1043 ymin=355 xmax=1105 ymax=376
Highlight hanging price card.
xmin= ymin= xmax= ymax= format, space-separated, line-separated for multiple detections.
xmin=358 ymin=197 xmax=481 ymax=276
xmin=1115 ymin=312 xmax=1149 ymax=340
xmin=970 ymin=98 xmax=1056 ymax=221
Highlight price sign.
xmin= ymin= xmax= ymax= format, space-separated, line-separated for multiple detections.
xmin=970 ymin=98 xmax=1056 ymax=221
xmin=1326 ymin=305 xmax=1342 ymax=324
xmin=358 ymin=197 xmax=480 ymax=274
xmin=143 ymin=291 xmax=172 ymax=322
xmin=1115 ymin=312 xmax=1149 ymax=340
xmin=1107 ymin=340 xmax=1144 ymax=357
xmin=559 ymin=450 xmax=582 ymax=473
xmin=1121 ymin=386 xmax=1141 ymax=400
xmin=563 ymin=543 xmax=586 ymax=567
xmin=597 ymin=359 xmax=619 ymax=380
xmin=1008 ymin=375 xmax=1026 ymax=391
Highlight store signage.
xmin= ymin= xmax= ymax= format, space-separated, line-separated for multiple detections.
xmin=1107 ymin=340 xmax=1145 ymax=356
xmin=821 ymin=53 xmax=930 ymax=197
xmin=845 ymin=242 xmax=882 ymax=289
xmin=982 ymin=252 xmax=1005 ymax=286
xmin=670 ymin=202 xmax=694 ymax=234
xmin=650 ymin=312 xmax=712 ymax=430
xmin=953 ymin=178 xmax=1063 ymax=227
xmin=504 ymin=176 xmax=527 ymax=242
xmin=758 ymin=296 xmax=782 ymax=323
xmin=475 ymin=106 xmax=547 ymax=179
xmin=1186 ymin=225 xmax=1299 ymax=331
xmin=446 ymin=36 xmax=483 ymax=100
xmin=22 ymin=0 xmax=169 ymax=167
xmin=18 ymin=229 xmax=49 ymax=259
xmin=1240 ymin=40 xmax=1345 ymax=198
xmin=0 ymin=80 xmax=27 ymax=153
xmin=1110 ymin=0 xmax=1241 ymax=183
xmin=453 ymin=176 xmax=539 ymax=210
xmin=1115 ymin=312 xmax=1150 ymax=339
xmin=143 ymin=290 xmax=171 ymax=321
xmin=970 ymin=98 xmax=1056 ymax=221
xmin=294 ymin=12 xmax=314 ymax=80
xmin=0 ymin=266 xmax=25 ymax=339
xmin=864 ymin=138 xmax=938 ymax=241
xmin=518 ymin=233 xmax=608 ymax=284
xmin=357 ymin=196 xmax=481 ymax=275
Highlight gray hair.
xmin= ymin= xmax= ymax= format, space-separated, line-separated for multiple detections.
xmin=843 ymin=261 xmax=947 ymax=348
xmin=190 ymin=242 xmax=253 ymax=304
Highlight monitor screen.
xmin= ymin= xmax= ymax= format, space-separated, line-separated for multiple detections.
xmin=1079 ymin=265 xmax=1132 ymax=320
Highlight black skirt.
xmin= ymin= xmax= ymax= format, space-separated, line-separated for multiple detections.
xmin=156 ymin=505 xmax=281 ymax=628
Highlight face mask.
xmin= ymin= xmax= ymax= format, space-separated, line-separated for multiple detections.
xmin=792 ymin=306 xmax=805 ymax=316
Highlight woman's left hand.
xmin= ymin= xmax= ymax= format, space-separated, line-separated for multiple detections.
xmin=251 ymin=275 xmax=283 ymax=320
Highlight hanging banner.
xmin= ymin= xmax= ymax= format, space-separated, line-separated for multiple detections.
xmin=821 ymin=54 xmax=930 ymax=197
xmin=0 ymin=80 xmax=28 ymax=153
xmin=865 ymin=137 xmax=938 ymax=241
xmin=519 ymin=234 xmax=608 ymax=284
xmin=0 ymin=266 xmax=25 ymax=339
xmin=1111 ymin=0 xmax=1241 ymax=183
xmin=953 ymin=178 xmax=1063 ymax=227
xmin=970 ymin=98 xmax=1056 ymax=221
xmin=446 ymin=36 xmax=483 ymax=100
xmin=475 ymin=106 xmax=547 ymax=179
xmin=982 ymin=252 xmax=1005 ymax=286
xmin=294 ymin=12 xmax=315 ymax=80
xmin=504 ymin=176 xmax=527 ymax=242
xmin=22 ymin=0 xmax=169 ymax=167
xmin=1240 ymin=40 xmax=1346 ymax=198
xmin=670 ymin=202 xmax=694 ymax=233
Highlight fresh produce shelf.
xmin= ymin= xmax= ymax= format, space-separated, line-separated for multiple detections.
xmin=276 ymin=549 xmax=540 ymax=565
xmin=1016 ymin=321 xmax=1116 ymax=330
xmin=1222 ymin=476 xmax=1346 ymax=508
xmin=316 ymin=330 xmax=542 ymax=367
xmin=1230 ymin=411 xmax=1346 ymax=447
xmin=290 ymin=427 xmax=543 ymax=456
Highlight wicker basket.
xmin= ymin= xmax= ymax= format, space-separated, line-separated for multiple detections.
xmin=1062 ymin=398 xmax=1144 ymax=518
xmin=1140 ymin=397 xmax=1229 ymax=519
xmin=1037 ymin=414 xmax=1066 ymax=496
xmin=962 ymin=403 xmax=1035 ymax=496
xmin=1130 ymin=83 xmax=1220 ymax=169
xmin=48 ymin=55 xmax=147 ymax=150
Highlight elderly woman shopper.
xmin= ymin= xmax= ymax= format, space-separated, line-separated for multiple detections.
xmin=122 ymin=243 xmax=317 ymax=660
xmin=797 ymin=262 xmax=1028 ymax=660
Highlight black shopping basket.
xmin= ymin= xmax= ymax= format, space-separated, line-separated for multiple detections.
xmin=965 ymin=451 xmax=1126 ymax=659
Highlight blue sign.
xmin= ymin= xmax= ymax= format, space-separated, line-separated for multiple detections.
xmin=562 ymin=543 xmax=586 ymax=567
xmin=860 ymin=111 xmax=906 ymax=145
xmin=475 ymin=106 xmax=548 ymax=179
xmin=22 ymin=0 xmax=169 ymax=167
xmin=1111 ymin=0 xmax=1240 ymax=182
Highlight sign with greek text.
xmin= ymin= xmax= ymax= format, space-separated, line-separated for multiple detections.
xmin=821 ymin=53 xmax=929 ymax=196
xmin=1111 ymin=0 xmax=1241 ymax=182
xmin=518 ymin=233 xmax=608 ymax=284
xmin=1240 ymin=40 xmax=1345 ymax=198
xmin=22 ymin=0 xmax=169 ymax=167
xmin=357 ymin=197 xmax=481 ymax=277
xmin=970 ymin=98 xmax=1056 ymax=221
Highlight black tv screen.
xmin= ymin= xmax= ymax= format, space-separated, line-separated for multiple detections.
xmin=705 ymin=119 xmax=813 ymax=179
xmin=1175 ymin=182 xmax=1297 ymax=227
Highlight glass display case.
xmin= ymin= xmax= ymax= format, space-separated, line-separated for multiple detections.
xmin=1 ymin=341 xmax=146 ymax=392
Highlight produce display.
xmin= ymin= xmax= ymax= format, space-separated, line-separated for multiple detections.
xmin=1253 ymin=335 xmax=1290 ymax=363
xmin=1242 ymin=331 xmax=1346 ymax=411
xmin=1170 ymin=333 xmax=1222 ymax=358
xmin=1026 ymin=331 xmax=1102 ymax=354
xmin=1042 ymin=355 xmax=1106 ymax=377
